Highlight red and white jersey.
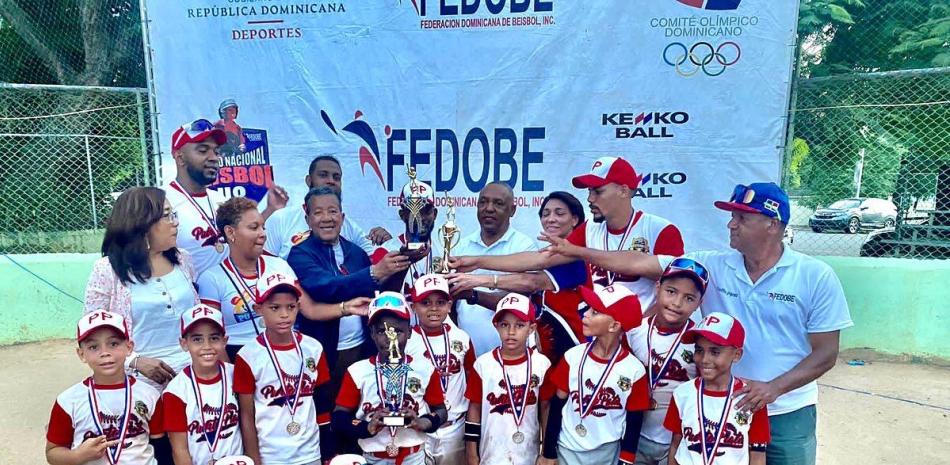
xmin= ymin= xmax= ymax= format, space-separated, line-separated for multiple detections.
xmin=549 ymin=343 xmax=650 ymax=451
xmin=163 ymin=181 xmax=229 ymax=275
xmin=566 ymin=213 xmax=684 ymax=308
xmin=336 ymin=355 xmax=444 ymax=452
xmin=162 ymin=364 xmax=243 ymax=464
xmin=263 ymin=203 xmax=375 ymax=258
xmin=627 ymin=318 xmax=697 ymax=444
xmin=233 ymin=332 xmax=330 ymax=465
xmin=196 ymin=255 xmax=298 ymax=346
xmin=47 ymin=377 xmax=164 ymax=465
xmin=404 ymin=323 xmax=475 ymax=422
xmin=664 ymin=379 xmax=771 ymax=465
xmin=465 ymin=348 xmax=552 ymax=465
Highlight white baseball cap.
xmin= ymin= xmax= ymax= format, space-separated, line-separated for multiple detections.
xmin=571 ymin=156 xmax=642 ymax=190
xmin=399 ymin=178 xmax=435 ymax=206
xmin=77 ymin=310 xmax=129 ymax=343
xmin=255 ymin=270 xmax=302 ymax=304
xmin=180 ymin=304 xmax=226 ymax=337
xmin=683 ymin=312 xmax=746 ymax=349
xmin=329 ymin=454 xmax=367 ymax=465
xmin=412 ymin=274 xmax=451 ymax=302
xmin=493 ymin=292 xmax=536 ymax=323
xmin=214 ymin=456 xmax=256 ymax=465
xmin=368 ymin=291 xmax=412 ymax=324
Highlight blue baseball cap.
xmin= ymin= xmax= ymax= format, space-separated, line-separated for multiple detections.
xmin=714 ymin=182 xmax=790 ymax=224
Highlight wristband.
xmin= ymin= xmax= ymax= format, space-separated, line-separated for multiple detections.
xmin=464 ymin=421 xmax=481 ymax=442
xmin=466 ymin=290 xmax=479 ymax=306
xmin=369 ymin=265 xmax=380 ymax=283
xmin=339 ymin=302 xmax=347 ymax=317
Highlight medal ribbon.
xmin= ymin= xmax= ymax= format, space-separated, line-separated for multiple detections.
xmin=577 ymin=340 xmax=622 ymax=420
xmin=647 ymin=317 xmax=690 ymax=390
xmin=262 ymin=332 xmax=305 ymax=417
xmin=601 ymin=213 xmax=636 ymax=284
xmin=493 ymin=348 xmax=532 ymax=431
xmin=186 ymin=364 xmax=228 ymax=456
xmin=86 ymin=375 xmax=133 ymax=465
xmin=169 ymin=181 xmax=220 ymax=237
xmin=223 ymin=257 xmax=263 ymax=323
xmin=697 ymin=376 xmax=736 ymax=465
xmin=417 ymin=325 xmax=450 ymax=393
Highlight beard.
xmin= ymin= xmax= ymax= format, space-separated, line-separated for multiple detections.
xmin=591 ymin=212 xmax=605 ymax=223
xmin=187 ymin=164 xmax=218 ymax=186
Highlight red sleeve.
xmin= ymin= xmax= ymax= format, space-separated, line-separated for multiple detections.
xmin=161 ymin=392 xmax=188 ymax=433
xmin=424 ymin=371 xmax=446 ymax=406
xmin=232 ymin=355 xmax=256 ymax=395
xmin=369 ymin=247 xmax=389 ymax=265
xmin=335 ymin=371 xmax=361 ymax=410
xmin=663 ymin=396 xmax=682 ymax=433
xmin=748 ymin=405 xmax=771 ymax=444
xmin=549 ymin=358 xmax=570 ymax=394
xmin=314 ymin=353 xmax=331 ymax=386
xmin=464 ymin=368 xmax=483 ymax=402
xmin=46 ymin=401 xmax=74 ymax=447
xmin=624 ymin=375 xmax=650 ymax=411
xmin=653 ymin=224 xmax=684 ymax=256
xmin=463 ymin=342 xmax=476 ymax=373
xmin=149 ymin=396 xmax=165 ymax=435
xmin=199 ymin=298 xmax=221 ymax=308
xmin=566 ymin=221 xmax=587 ymax=247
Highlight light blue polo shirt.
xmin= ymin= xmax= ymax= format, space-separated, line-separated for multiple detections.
xmin=661 ymin=247 xmax=853 ymax=415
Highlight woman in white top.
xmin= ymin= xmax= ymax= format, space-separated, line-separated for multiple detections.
xmin=84 ymin=187 xmax=199 ymax=389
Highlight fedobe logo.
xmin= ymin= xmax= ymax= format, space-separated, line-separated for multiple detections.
xmin=676 ymin=0 xmax=741 ymax=10
xmin=409 ymin=0 xmax=556 ymax=30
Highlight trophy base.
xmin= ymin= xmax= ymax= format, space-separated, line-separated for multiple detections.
xmin=404 ymin=242 xmax=425 ymax=251
xmin=382 ymin=415 xmax=410 ymax=427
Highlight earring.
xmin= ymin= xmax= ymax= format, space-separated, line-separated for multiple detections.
xmin=145 ymin=236 xmax=151 ymax=250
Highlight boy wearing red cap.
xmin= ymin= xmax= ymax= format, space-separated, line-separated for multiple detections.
xmin=664 ymin=313 xmax=770 ymax=465
xmin=405 ymin=274 xmax=475 ymax=465
xmin=628 ymin=258 xmax=708 ymax=465
xmin=464 ymin=293 xmax=553 ymax=465
xmin=233 ymin=271 xmax=334 ymax=465
xmin=163 ymin=305 xmax=243 ymax=465
xmin=333 ymin=291 xmax=448 ymax=465
xmin=540 ymin=284 xmax=650 ymax=465
xmin=46 ymin=310 xmax=165 ymax=465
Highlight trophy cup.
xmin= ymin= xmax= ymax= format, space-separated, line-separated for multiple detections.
xmin=380 ymin=322 xmax=411 ymax=429
xmin=435 ymin=192 xmax=461 ymax=273
xmin=401 ymin=166 xmax=429 ymax=250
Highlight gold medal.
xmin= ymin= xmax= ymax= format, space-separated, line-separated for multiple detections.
xmin=386 ymin=442 xmax=399 ymax=457
xmin=575 ymin=424 xmax=587 ymax=437
xmin=214 ymin=242 xmax=225 ymax=253
xmin=512 ymin=431 xmax=525 ymax=444
xmin=286 ymin=421 xmax=300 ymax=435
xmin=650 ymin=397 xmax=658 ymax=410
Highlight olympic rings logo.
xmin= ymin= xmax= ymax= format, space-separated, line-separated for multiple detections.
xmin=662 ymin=41 xmax=741 ymax=77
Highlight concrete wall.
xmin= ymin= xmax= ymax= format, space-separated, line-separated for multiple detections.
xmin=1 ymin=253 xmax=948 ymax=359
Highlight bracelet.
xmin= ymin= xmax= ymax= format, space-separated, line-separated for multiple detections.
xmin=130 ymin=355 xmax=140 ymax=374
xmin=490 ymin=274 xmax=498 ymax=290
xmin=369 ymin=265 xmax=380 ymax=284
xmin=340 ymin=302 xmax=347 ymax=317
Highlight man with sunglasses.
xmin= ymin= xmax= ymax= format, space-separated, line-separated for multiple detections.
xmin=542 ymin=182 xmax=852 ymax=465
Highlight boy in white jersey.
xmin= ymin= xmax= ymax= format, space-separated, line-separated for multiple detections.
xmin=664 ymin=313 xmax=770 ymax=465
xmin=333 ymin=291 xmax=448 ymax=465
xmin=541 ymin=284 xmax=650 ymax=465
xmin=405 ymin=274 xmax=475 ymax=465
xmin=164 ymin=305 xmax=243 ymax=465
xmin=46 ymin=310 xmax=165 ymax=465
xmin=628 ymin=258 xmax=708 ymax=465
xmin=233 ymin=271 xmax=334 ymax=465
xmin=464 ymin=293 xmax=553 ymax=465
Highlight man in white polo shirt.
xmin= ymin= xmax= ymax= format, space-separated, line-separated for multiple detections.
xmin=541 ymin=182 xmax=852 ymax=465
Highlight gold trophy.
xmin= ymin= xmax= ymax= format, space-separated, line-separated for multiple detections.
xmin=402 ymin=166 xmax=428 ymax=250
xmin=435 ymin=192 xmax=461 ymax=273
xmin=381 ymin=322 xmax=410 ymax=429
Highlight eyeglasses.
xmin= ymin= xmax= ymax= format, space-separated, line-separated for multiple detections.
xmin=161 ymin=210 xmax=179 ymax=225
xmin=666 ymin=257 xmax=709 ymax=288
xmin=730 ymin=184 xmax=757 ymax=205
xmin=372 ymin=294 xmax=405 ymax=310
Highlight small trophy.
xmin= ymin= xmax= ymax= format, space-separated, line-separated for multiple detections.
xmin=401 ymin=166 xmax=428 ymax=250
xmin=380 ymin=322 xmax=410 ymax=428
xmin=435 ymin=192 xmax=461 ymax=273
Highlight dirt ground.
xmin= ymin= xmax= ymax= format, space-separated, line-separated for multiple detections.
xmin=2 ymin=341 xmax=947 ymax=465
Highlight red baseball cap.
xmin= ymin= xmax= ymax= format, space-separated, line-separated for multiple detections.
xmin=571 ymin=156 xmax=642 ymax=190
xmin=579 ymin=284 xmax=642 ymax=331
xmin=492 ymin=292 xmax=536 ymax=323
xmin=411 ymin=274 xmax=451 ymax=302
xmin=180 ymin=304 xmax=226 ymax=337
xmin=77 ymin=310 xmax=129 ymax=343
xmin=368 ymin=291 xmax=412 ymax=324
xmin=255 ymin=271 xmax=302 ymax=304
xmin=171 ymin=119 xmax=227 ymax=152
xmin=683 ymin=312 xmax=745 ymax=349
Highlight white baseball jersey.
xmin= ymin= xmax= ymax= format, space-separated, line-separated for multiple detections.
xmin=627 ymin=317 xmax=698 ymax=444
xmin=196 ymin=255 xmax=298 ymax=346
xmin=549 ymin=343 xmax=650 ymax=452
xmin=233 ymin=332 xmax=330 ymax=465
xmin=47 ymin=377 xmax=163 ymax=465
xmin=164 ymin=181 xmax=229 ymax=276
xmin=263 ymin=203 xmax=375 ymax=258
xmin=336 ymin=354 xmax=444 ymax=452
xmin=404 ymin=323 xmax=475 ymax=423
xmin=566 ymin=213 xmax=684 ymax=309
xmin=162 ymin=364 xmax=243 ymax=465
xmin=465 ymin=348 xmax=552 ymax=465
xmin=664 ymin=379 xmax=771 ymax=465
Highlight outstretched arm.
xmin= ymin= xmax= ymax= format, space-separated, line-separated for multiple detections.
xmin=449 ymin=249 xmax=574 ymax=273
xmin=541 ymin=233 xmax=664 ymax=280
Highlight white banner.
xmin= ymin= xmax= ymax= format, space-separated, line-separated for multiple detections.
xmin=145 ymin=0 xmax=798 ymax=251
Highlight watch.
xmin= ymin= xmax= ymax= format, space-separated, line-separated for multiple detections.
xmin=466 ymin=290 xmax=479 ymax=305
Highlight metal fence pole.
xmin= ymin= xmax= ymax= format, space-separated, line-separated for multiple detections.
xmin=84 ymin=135 xmax=98 ymax=227
xmin=139 ymin=0 xmax=163 ymax=185
xmin=135 ymin=91 xmax=150 ymax=185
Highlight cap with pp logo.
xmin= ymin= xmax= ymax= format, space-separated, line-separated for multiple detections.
xmin=77 ymin=310 xmax=129 ymax=343
xmin=399 ymin=178 xmax=435 ymax=206
xmin=255 ymin=271 xmax=302 ymax=304
xmin=571 ymin=156 xmax=643 ymax=190
xmin=180 ymin=304 xmax=226 ymax=337
xmin=683 ymin=312 xmax=745 ymax=349
xmin=368 ymin=291 xmax=412 ymax=324
xmin=412 ymin=274 xmax=451 ymax=302
xmin=578 ymin=284 xmax=643 ymax=331
xmin=492 ymin=292 xmax=536 ymax=323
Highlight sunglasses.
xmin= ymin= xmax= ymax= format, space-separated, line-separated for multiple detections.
xmin=666 ymin=257 xmax=709 ymax=288
xmin=182 ymin=119 xmax=215 ymax=136
xmin=372 ymin=294 xmax=405 ymax=310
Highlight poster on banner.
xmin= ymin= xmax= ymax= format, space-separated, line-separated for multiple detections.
xmin=144 ymin=0 xmax=799 ymax=251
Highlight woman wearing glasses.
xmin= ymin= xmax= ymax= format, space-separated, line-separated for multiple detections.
xmin=84 ymin=186 xmax=198 ymax=389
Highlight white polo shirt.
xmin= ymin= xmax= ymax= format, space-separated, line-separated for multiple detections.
xmin=660 ymin=247 xmax=853 ymax=415
xmin=263 ymin=203 xmax=376 ymax=259
xmin=452 ymin=227 xmax=538 ymax=356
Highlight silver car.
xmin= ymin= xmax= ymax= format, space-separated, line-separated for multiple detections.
xmin=809 ymin=198 xmax=897 ymax=234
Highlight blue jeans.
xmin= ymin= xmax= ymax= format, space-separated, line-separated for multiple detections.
xmin=767 ymin=405 xmax=817 ymax=465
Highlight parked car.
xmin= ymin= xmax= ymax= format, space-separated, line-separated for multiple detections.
xmin=860 ymin=227 xmax=950 ymax=259
xmin=808 ymin=198 xmax=897 ymax=234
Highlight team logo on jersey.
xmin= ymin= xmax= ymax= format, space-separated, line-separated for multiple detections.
xmin=306 ymin=357 xmax=317 ymax=372
xmin=629 ymin=237 xmax=650 ymax=253
xmin=735 ymin=410 xmax=750 ymax=426
xmin=617 ymin=375 xmax=632 ymax=392
xmin=530 ymin=374 xmax=540 ymax=389
xmin=452 ymin=340 xmax=464 ymax=353
xmin=681 ymin=349 xmax=694 ymax=364
xmin=407 ymin=377 xmax=422 ymax=394
xmin=290 ymin=230 xmax=311 ymax=246
xmin=135 ymin=400 xmax=149 ymax=419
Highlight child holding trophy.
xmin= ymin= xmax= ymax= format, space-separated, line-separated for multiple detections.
xmin=333 ymin=291 xmax=448 ymax=465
